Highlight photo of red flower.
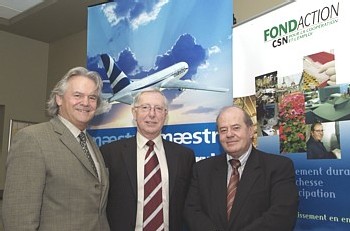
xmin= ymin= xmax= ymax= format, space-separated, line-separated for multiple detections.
xmin=279 ymin=92 xmax=307 ymax=153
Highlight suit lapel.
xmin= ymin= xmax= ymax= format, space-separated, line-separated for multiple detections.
xmin=212 ymin=155 xmax=230 ymax=227
xmin=51 ymin=117 xmax=100 ymax=180
xmin=87 ymin=133 xmax=109 ymax=206
xmin=229 ymin=148 xmax=262 ymax=226
xmin=163 ymin=140 xmax=177 ymax=198
xmin=123 ymin=137 xmax=138 ymax=196
xmin=87 ymin=133 xmax=105 ymax=179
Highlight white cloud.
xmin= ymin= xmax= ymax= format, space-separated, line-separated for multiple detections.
xmin=208 ymin=45 xmax=221 ymax=56
xmin=101 ymin=0 xmax=169 ymax=30
xmin=101 ymin=4 xmax=121 ymax=26
xmin=131 ymin=0 xmax=169 ymax=30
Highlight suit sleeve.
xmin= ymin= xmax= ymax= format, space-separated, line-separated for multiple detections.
xmin=2 ymin=129 xmax=46 ymax=231
xmin=184 ymin=163 xmax=219 ymax=231
xmin=243 ymin=158 xmax=299 ymax=231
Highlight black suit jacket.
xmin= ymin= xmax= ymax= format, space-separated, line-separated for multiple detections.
xmin=306 ymin=136 xmax=336 ymax=159
xmin=184 ymin=148 xmax=299 ymax=231
xmin=100 ymin=136 xmax=195 ymax=231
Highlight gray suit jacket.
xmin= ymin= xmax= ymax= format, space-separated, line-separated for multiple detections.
xmin=2 ymin=117 xmax=110 ymax=231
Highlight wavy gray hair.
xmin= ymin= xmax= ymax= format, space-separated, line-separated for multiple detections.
xmin=47 ymin=67 xmax=104 ymax=117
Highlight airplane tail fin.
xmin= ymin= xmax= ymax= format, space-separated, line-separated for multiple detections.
xmin=100 ymin=54 xmax=131 ymax=94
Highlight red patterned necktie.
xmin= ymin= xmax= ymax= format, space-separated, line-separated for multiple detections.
xmin=143 ymin=140 xmax=164 ymax=231
xmin=227 ymin=159 xmax=241 ymax=220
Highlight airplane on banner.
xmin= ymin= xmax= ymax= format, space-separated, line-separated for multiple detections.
xmin=100 ymin=53 xmax=229 ymax=105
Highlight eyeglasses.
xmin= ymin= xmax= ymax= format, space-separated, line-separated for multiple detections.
xmin=313 ymin=129 xmax=324 ymax=133
xmin=134 ymin=104 xmax=167 ymax=113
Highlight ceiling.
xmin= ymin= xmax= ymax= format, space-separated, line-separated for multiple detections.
xmin=0 ymin=0 xmax=273 ymax=43
xmin=0 ymin=0 xmax=107 ymax=43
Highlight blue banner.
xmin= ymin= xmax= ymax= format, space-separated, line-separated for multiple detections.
xmin=87 ymin=0 xmax=232 ymax=158
xmin=89 ymin=122 xmax=223 ymax=161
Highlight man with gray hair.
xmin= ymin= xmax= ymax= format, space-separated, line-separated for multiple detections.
xmin=3 ymin=67 xmax=110 ymax=231
xmin=101 ymin=88 xmax=195 ymax=231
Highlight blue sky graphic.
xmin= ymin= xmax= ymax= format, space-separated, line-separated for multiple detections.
xmin=87 ymin=0 xmax=232 ymax=127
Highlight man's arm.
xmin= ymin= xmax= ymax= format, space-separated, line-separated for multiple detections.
xmin=243 ymin=158 xmax=299 ymax=231
xmin=2 ymin=129 xmax=46 ymax=230
xmin=183 ymin=163 xmax=220 ymax=231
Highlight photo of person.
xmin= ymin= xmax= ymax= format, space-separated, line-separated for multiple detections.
xmin=306 ymin=121 xmax=341 ymax=159
xmin=255 ymin=71 xmax=278 ymax=137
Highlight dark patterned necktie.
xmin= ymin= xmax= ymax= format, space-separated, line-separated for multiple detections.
xmin=78 ymin=132 xmax=98 ymax=178
xmin=227 ymin=159 xmax=241 ymax=220
xmin=143 ymin=140 xmax=164 ymax=231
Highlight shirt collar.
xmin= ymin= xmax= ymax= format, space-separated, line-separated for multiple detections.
xmin=58 ymin=115 xmax=86 ymax=138
xmin=226 ymin=144 xmax=252 ymax=167
xmin=136 ymin=132 xmax=162 ymax=149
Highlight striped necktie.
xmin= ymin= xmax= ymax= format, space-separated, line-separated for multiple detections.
xmin=227 ymin=159 xmax=241 ymax=220
xmin=143 ymin=140 xmax=164 ymax=231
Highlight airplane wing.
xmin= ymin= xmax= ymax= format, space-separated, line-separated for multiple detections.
xmin=161 ymin=79 xmax=229 ymax=92
xmin=115 ymin=95 xmax=134 ymax=105
xmin=101 ymin=93 xmax=113 ymax=100
xmin=101 ymin=91 xmax=135 ymax=104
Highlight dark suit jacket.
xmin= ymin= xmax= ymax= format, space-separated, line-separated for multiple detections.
xmin=306 ymin=136 xmax=336 ymax=159
xmin=184 ymin=148 xmax=299 ymax=231
xmin=3 ymin=117 xmax=109 ymax=231
xmin=100 ymin=136 xmax=195 ymax=231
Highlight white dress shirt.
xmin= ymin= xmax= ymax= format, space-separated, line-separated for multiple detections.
xmin=226 ymin=144 xmax=252 ymax=185
xmin=135 ymin=132 xmax=169 ymax=231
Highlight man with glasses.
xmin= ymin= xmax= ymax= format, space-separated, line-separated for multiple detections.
xmin=100 ymin=88 xmax=195 ymax=231
xmin=307 ymin=122 xmax=337 ymax=159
